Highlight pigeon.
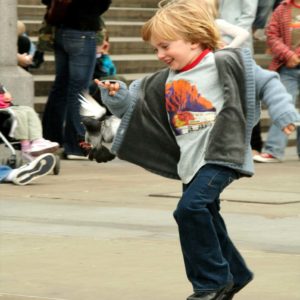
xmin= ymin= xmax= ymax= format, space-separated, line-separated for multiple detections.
xmin=79 ymin=92 xmax=120 ymax=163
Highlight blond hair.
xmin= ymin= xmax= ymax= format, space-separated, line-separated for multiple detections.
xmin=202 ymin=0 xmax=219 ymax=19
xmin=142 ymin=0 xmax=221 ymax=51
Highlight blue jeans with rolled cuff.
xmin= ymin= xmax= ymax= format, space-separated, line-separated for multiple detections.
xmin=174 ymin=164 xmax=253 ymax=292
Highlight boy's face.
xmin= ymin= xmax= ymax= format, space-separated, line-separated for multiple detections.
xmin=150 ymin=37 xmax=203 ymax=71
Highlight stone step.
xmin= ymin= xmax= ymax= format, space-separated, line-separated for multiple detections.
xmin=18 ymin=5 xmax=156 ymax=22
xmin=30 ymin=52 xmax=272 ymax=79
xmin=33 ymin=72 xmax=149 ymax=97
xmin=23 ymin=19 xmax=146 ymax=37
xmin=31 ymin=36 xmax=154 ymax=55
xmin=30 ymin=54 xmax=162 ymax=76
xmin=18 ymin=0 xmax=159 ymax=8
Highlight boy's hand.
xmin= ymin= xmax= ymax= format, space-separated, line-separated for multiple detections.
xmin=282 ymin=123 xmax=296 ymax=135
xmin=95 ymin=78 xmax=120 ymax=96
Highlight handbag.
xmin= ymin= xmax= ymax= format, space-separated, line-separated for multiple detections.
xmin=37 ymin=20 xmax=55 ymax=52
xmin=46 ymin=0 xmax=72 ymax=25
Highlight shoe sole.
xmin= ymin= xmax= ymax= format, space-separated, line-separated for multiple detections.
xmin=13 ymin=154 xmax=55 ymax=185
xmin=253 ymin=155 xmax=281 ymax=163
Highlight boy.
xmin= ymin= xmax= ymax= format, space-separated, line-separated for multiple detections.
xmin=92 ymin=1 xmax=299 ymax=299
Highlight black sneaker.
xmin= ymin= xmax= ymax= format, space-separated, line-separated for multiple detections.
xmin=221 ymin=275 xmax=253 ymax=300
xmin=187 ymin=283 xmax=233 ymax=300
xmin=12 ymin=153 xmax=55 ymax=185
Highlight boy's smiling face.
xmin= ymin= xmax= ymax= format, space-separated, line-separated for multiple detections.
xmin=150 ymin=37 xmax=203 ymax=71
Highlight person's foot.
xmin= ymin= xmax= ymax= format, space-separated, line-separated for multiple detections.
xmin=221 ymin=275 xmax=253 ymax=300
xmin=11 ymin=153 xmax=56 ymax=185
xmin=253 ymin=152 xmax=281 ymax=163
xmin=187 ymin=283 xmax=233 ymax=300
xmin=64 ymin=154 xmax=89 ymax=160
xmin=29 ymin=139 xmax=59 ymax=156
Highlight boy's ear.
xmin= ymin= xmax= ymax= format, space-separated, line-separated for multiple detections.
xmin=191 ymin=42 xmax=202 ymax=50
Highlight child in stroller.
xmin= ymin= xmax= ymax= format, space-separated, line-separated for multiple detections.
xmin=0 ymin=83 xmax=59 ymax=158
xmin=0 ymin=83 xmax=60 ymax=174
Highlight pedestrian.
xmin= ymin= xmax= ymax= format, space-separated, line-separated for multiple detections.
xmin=91 ymin=1 xmax=299 ymax=299
xmin=253 ymin=0 xmax=300 ymax=163
xmin=218 ymin=0 xmax=258 ymax=52
xmin=41 ymin=0 xmax=111 ymax=160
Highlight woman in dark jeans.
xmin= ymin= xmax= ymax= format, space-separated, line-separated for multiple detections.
xmin=41 ymin=0 xmax=111 ymax=159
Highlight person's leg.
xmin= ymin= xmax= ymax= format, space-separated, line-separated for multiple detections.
xmin=18 ymin=35 xmax=31 ymax=54
xmin=262 ymin=67 xmax=298 ymax=160
xmin=173 ymin=164 xmax=239 ymax=293
xmin=42 ymin=28 xmax=69 ymax=145
xmin=251 ymin=121 xmax=263 ymax=154
xmin=0 ymin=165 xmax=13 ymax=182
xmin=62 ymin=29 xmax=97 ymax=156
xmin=8 ymin=153 xmax=56 ymax=185
xmin=8 ymin=106 xmax=30 ymax=140
xmin=253 ymin=0 xmax=274 ymax=29
xmin=207 ymin=200 xmax=253 ymax=299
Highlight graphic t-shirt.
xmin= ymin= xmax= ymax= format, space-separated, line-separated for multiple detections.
xmin=166 ymin=51 xmax=224 ymax=183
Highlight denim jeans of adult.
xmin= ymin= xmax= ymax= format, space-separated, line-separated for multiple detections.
xmin=173 ymin=164 xmax=252 ymax=292
xmin=253 ymin=0 xmax=275 ymax=29
xmin=0 ymin=165 xmax=12 ymax=182
xmin=264 ymin=66 xmax=300 ymax=159
xmin=42 ymin=27 xmax=96 ymax=156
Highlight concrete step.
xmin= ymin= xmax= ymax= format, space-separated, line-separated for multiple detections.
xmin=18 ymin=0 xmax=159 ymax=8
xmin=30 ymin=36 xmax=154 ymax=55
xmin=23 ymin=19 xmax=146 ymax=38
xmin=33 ymin=72 xmax=149 ymax=97
xmin=18 ymin=5 xmax=156 ymax=22
xmin=31 ymin=54 xmax=164 ymax=76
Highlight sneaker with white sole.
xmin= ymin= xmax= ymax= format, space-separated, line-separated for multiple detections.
xmin=253 ymin=153 xmax=281 ymax=163
xmin=29 ymin=139 xmax=59 ymax=156
xmin=11 ymin=153 xmax=56 ymax=185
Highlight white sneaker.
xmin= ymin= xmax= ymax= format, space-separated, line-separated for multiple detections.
xmin=253 ymin=29 xmax=267 ymax=41
xmin=253 ymin=153 xmax=281 ymax=163
xmin=65 ymin=154 xmax=88 ymax=160
xmin=11 ymin=153 xmax=56 ymax=185
xmin=29 ymin=139 xmax=59 ymax=156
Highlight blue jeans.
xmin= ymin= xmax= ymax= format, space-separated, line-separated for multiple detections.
xmin=174 ymin=164 xmax=252 ymax=292
xmin=264 ymin=66 xmax=300 ymax=159
xmin=42 ymin=27 xmax=97 ymax=156
xmin=253 ymin=0 xmax=275 ymax=29
xmin=0 ymin=165 xmax=12 ymax=182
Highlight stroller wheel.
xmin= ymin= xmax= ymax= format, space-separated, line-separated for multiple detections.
xmin=53 ymin=155 xmax=60 ymax=175
xmin=7 ymin=155 xmax=17 ymax=169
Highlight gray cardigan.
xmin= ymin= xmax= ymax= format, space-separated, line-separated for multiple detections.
xmin=100 ymin=48 xmax=299 ymax=180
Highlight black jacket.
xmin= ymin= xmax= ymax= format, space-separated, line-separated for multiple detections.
xmin=41 ymin=0 xmax=111 ymax=30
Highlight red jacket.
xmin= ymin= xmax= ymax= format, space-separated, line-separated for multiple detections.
xmin=266 ymin=0 xmax=300 ymax=71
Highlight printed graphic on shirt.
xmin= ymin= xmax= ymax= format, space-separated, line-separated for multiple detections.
xmin=290 ymin=6 xmax=300 ymax=49
xmin=165 ymin=79 xmax=216 ymax=136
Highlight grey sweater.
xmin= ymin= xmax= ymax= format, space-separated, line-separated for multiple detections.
xmin=100 ymin=48 xmax=300 ymax=180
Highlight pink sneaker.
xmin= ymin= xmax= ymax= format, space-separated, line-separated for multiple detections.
xmin=29 ymin=139 xmax=59 ymax=156
xmin=253 ymin=153 xmax=281 ymax=163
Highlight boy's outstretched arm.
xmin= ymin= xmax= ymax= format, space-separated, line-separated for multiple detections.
xmin=254 ymin=65 xmax=300 ymax=134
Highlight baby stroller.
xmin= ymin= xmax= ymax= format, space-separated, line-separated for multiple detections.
xmin=0 ymin=110 xmax=60 ymax=175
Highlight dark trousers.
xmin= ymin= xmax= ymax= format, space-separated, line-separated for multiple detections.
xmin=174 ymin=164 xmax=253 ymax=292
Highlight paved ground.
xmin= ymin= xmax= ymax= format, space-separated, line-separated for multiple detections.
xmin=0 ymin=148 xmax=299 ymax=300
